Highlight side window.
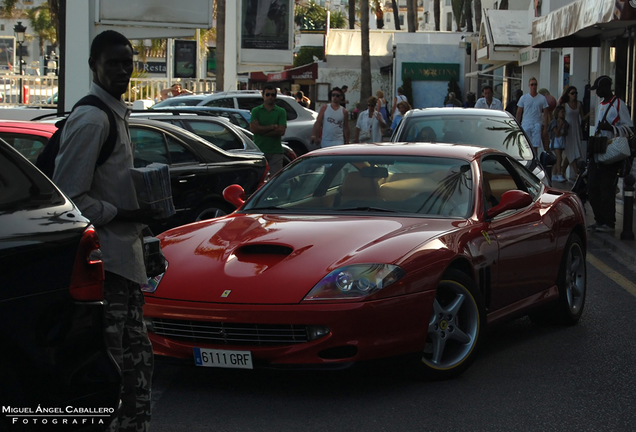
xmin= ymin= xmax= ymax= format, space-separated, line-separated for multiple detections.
xmin=185 ymin=120 xmax=244 ymax=151
xmin=0 ymin=133 xmax=48 ymax=163
xmin=130 ymin=127 xmax=169 ymax=167
xmin=237 ymin=97 xmax=263 ymax=112
xmin=205 ymin=98 xmax=234 ymax=108
xmin=275 ymin=100 xmax=298 ymax=121
xmin=510 ymin=159 xmax=541 ymax=198
xmin=166 ymin=135 xmax=199 ymax=164
xmin=481 ymin=156 xmax=519 ymax=210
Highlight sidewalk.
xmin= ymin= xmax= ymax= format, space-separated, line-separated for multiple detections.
xmin=555 ymin=178 xmax=636 ymax=265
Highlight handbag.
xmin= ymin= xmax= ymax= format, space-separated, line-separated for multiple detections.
xmin=598 ymin=126 xmax=631 ymax=164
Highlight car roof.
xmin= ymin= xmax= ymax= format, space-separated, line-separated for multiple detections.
xmin=306 ymin=142 xmax=499 ymax=161
xmin=0 ymin=120 xmax=58 ymax=133
xmin=405 ymin=107 xmax=515 ymax=119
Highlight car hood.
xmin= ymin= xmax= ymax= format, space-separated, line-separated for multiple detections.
xmin=154 ymin=214 xmax=461 ymax=304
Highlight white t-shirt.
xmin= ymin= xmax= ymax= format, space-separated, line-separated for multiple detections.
xmin=321 ymin=104 xmax=345 ymax=147
xmin=356 ymin=109 xmax=383 ymax=142
xmin=474 ymin=97 xmax=503 ymax=110
xmin=517 ymin=93 xmax=548 ymax=129
xmin=596 ymin=96 xmax=634 ymax=138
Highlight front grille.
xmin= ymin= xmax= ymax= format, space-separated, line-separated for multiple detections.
xmin=151 ymin=318 xmax=309 ymax=346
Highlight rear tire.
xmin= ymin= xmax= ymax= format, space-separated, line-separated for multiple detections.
xmin=529 ymin=233 xmax=586 ymax=325
xmin=409 ymin=269 xmax=486 ymax=380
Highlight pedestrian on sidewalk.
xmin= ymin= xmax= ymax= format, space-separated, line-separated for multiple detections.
xmin=311 ymin=87 xmax=349 ymax=147
xmin=587 ymin=75 xmax=634 ymax=233
xmin=516 ymin=77 xmax=550 ymax=157
xmin=250 ymin=84 xmax=287 ymax=175
xmin=548 ymin=105 xmax=569 ymax=183
xmin=53 ymin=30 xmax=155 ymax=432
xmin=560 ymin=85 xmax=589 ymax=179
xmin=474 ymin=86 xmax=503 ymax=110
xmin=355 ymin=96 xmax=385 ymax=143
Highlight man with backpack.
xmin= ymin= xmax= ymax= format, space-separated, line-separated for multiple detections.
xmin=52 ymin=30 xmax=155 ymax=432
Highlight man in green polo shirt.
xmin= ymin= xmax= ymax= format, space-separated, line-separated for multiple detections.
xmin=250 ymin=84 xmax=287 ymax=176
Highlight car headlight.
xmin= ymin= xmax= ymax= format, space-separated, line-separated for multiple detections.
xmin=141 ymin=261 xmax=168 ymax=293
xmin=304 ymin=264 xmax=404 ymax=301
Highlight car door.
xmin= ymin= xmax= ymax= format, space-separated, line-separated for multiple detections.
xmin=130 ymin=124 xmax=207 ymax=219
xmin=481 ymin=155 xmax=557 ymax=311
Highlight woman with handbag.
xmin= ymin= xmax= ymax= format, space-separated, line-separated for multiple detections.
xmin=355 ymin=96 xmax=385 ymax=143
xmin=587 ymin=75 xmax=634 ymax=233
xmin=560 ymin=86 xmax=589 ymax=179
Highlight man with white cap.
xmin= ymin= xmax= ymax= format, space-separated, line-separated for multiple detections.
xmin=587 ymin=75 xmax=634 ymax=233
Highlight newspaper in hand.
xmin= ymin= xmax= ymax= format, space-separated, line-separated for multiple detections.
xmin=130 ymin=163 xmax=175 ymax=219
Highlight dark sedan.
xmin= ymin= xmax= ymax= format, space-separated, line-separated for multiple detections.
xmin=128 ymin=119 xmax=268 ymax=232
xmin=0 ymin=139 xmax=120 ymax=430
xmin=1 ymin=119 xmax=269 ymax=233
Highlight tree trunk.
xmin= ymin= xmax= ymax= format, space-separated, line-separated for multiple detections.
xmin=391 ymin=0 xmax=400 ymax=30
xmin=349 ymin=0 xmax=356 ymax=29
xmin=474 ymin=0 xmax=482 ymax=30
xmin=464 ymin=0 xmax=473 ymax=32
xmin=451 ymin=0 xmax=463 ymax=31
xmin=360 ymin=0 xmax=372 ymax=109
xmin=434 ymin=0 xmax=441 ymax=31
xmin=407 ymin=0 xmax=417 ymax=32
xmin=217 ymin=0 xmax=225 ymax=91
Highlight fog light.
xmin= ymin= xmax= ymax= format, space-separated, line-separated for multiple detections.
xmin=307 ymin=325 xmax=330 ymax=341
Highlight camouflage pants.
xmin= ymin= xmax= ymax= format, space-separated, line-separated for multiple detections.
xmin=104 ymin=272 xmax=153 ymax=432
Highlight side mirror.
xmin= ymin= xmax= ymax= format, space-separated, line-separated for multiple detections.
xmin=223 ymin=184 xmax=246 ymax=208
xmin=486 ymin=190 xmax=532 ymax=219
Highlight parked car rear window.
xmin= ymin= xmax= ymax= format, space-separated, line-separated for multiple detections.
xmin=205 ymin=98 xmax=235 ymax=108
xmin=185 ymin=121 xmax=245 ymax=151
xmin=0 ymin=132 xmax=48 ymax=163
xmin=275 ymin=100 xmax=298 ymax=121
xmin=0 ymin=144 xmax=64 ymax=211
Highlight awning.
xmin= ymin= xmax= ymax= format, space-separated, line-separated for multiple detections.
xmin=465 ymin=63 xmax=522 ymax=81
xmin=477 ymin=9 xmax=531 ymax=65
xmin=532 ymin=0 xmax=636 ymax=48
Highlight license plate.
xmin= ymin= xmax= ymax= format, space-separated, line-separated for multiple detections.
xmin=193 ymin=348 xmax=253 ymax=369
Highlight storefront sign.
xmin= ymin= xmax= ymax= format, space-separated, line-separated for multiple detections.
xmin=401 ymin=63 xmax=460 ymax=81
xmin=519 ymin=46 xmax=540 ymax=66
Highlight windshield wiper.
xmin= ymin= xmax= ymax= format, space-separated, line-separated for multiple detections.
xmin=338 ymin=206 xmax=397 ymax=213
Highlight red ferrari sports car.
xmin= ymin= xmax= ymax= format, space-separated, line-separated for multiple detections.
xmin=142 ymin=143 xmax=587 ymax=379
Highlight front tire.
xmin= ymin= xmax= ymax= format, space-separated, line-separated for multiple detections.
xmin=410 ymin=269 xmax=486 ymax=380
xmin=556 ymin=233 xmax=586 ymax=325
xmin=191 ymin=201 xmax=233 ymax=222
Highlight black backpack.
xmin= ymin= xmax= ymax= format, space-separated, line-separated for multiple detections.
xmin=36 ymin=95 xmax=117 ymax=178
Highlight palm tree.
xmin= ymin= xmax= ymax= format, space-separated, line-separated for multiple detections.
xmin=391 ymin=0 xmax=401 ymax=30
xmin=360 ymin=0 xmax=371 ymax=108
xmin=217 ymin=0 xmax=225 ymax=90
xmin=434 ymin=0 xmax=441 ymax=31
xmin=464 ymin=0 xmax=473 ymax=32
xmin=474 ymin=0 xmax=482 ymax=30
xmin=349 ymin=0 xmax=356 ymax=28
xmin=27 ymin=5 xmax=57 ymax=57
xmin=407 ymin=0 xmax=417 ymax=32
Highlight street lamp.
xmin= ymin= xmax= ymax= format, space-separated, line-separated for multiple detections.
xmin=133 ymin=49 xmax=140 ymax=73
xmin=14 ymin=21 xmax=27 ymax=104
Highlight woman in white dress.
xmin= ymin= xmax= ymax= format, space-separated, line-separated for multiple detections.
xmin=355 ymin=96 xmax=385 ymax=143
xmin=560 ymin=86 xmax=588 ymax=179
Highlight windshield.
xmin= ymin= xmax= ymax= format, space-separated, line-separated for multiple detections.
xmin=244 ymin=155 xmax=473 ymax=218
xmin=397 ymin=115 xmax=534 ymax=161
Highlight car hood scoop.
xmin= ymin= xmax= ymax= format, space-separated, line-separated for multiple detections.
xmin=156 ymin=214 xmax=458 ymax=304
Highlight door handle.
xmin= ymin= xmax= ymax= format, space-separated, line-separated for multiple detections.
xmin=178 ymin=174 xmax=196 ymax=183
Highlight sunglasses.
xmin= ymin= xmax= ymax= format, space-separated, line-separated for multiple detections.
xmin=264 ymin=92 xmax=277 ymax=97
xmin=530 ymin=83 xmax=538 ymax=86
xmin=570 ymin=91 xmax=578 ymax=95
xmin=332 ymin=93 xmax=342 ymax=98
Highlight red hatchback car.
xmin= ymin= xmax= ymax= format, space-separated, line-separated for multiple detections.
xmin=142 ymin=143 xmax=588 ymax=379
xmin=0 ymin=120 xmax=58 ymax=164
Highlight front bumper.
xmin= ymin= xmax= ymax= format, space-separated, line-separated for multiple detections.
xmin=143 ymin=290 xmax=435 ymax=367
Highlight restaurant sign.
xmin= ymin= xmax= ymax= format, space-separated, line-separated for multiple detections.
xmin=402 ymin=62 xmax=460 ymax=81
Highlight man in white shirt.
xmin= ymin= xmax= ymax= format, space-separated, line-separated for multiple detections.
xmin=516 ymin=77 xmax=550 ymax=156
xmin=311 ymin=87 xmax=350 ymax=147
xmin=474 ymin=86 xmax=503 ymax=110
